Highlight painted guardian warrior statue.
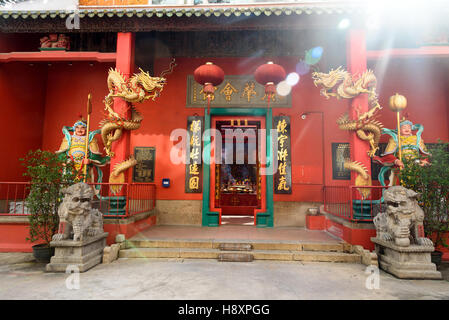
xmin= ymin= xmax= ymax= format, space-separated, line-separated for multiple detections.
xmin=374 ymin=119 xmax=429 ymax=186
xmin=56 ymin=118 xmax=110 ymax=183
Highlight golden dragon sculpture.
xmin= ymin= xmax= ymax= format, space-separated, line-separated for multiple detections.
xmin=312 ymin=67 xmax=384 ymax=199
xmin=344 ymin=161 xmax=372 ymax=200
xmin=336 ymin=105 xmax=384 ymax=158
xmin=312 ymin=66 xmax=380 ymax=109
xmin=101 ymin=60 xmax=176 ymax=192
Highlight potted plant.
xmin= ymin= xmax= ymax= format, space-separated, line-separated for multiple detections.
xmin=20 ymin=150 xmax=77 ymax=263
xmin=400 ymin=141 xmax=449 ymax=266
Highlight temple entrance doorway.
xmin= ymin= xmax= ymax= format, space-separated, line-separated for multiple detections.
xmin=213 ymin=118 xmax=263 ymax=226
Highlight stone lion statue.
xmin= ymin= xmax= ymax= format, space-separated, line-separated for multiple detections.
xmin=373 ymin=186 xmax=433 ymax=247
xmin=52 ymin=182 xmax=103 ymax=242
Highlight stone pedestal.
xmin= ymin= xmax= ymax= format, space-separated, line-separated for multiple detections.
xmin=46 ymin=232 xmax=108 ymax=273
xmin=371 ymin=237 xmax=442 ymax=279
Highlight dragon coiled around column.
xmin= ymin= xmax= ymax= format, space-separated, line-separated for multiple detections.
xmin=336 ymin=105 xmax=384 ymax=157
xmin=312 ymin=67 xmax=384 ymax=199
xmin=100 ymin=60 xmax=176 ymax=189
xmin=343 ymin=160 xmax=371 ymax=199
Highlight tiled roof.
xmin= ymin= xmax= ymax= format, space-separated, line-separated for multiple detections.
xmin=0 ymin=3 xmax=366 ymax=19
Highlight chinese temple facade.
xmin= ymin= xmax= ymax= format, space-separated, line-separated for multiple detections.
xmin=0 ymin=0 xmax=448 ymax=256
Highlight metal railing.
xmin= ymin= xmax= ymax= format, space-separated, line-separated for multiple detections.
xmin=0 ymin=182 xmax=156 ymax=219
xmin=324 ymin=185 xmax=389 ymax=222
xmin=0 ymin=182 xmax=30 ymax=216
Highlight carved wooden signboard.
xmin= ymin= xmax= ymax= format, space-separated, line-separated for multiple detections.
xmin=186 ymin=75 xmax=291 ymax=108
xmin=332 ymin=143 xmax=351 ymax=180
xmin=185 ymin=116 xmax=203 ymax=193
xmin=132 ymin=147 xmax=155 ymax=183
xmin=274 ymin=116 xmax=292 ymax=194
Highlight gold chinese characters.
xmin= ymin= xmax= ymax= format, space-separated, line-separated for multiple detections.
xmin=186 ymin=117 xmax=203 ymax=193
xmin=275 ymin=117 xmax=291 ymax=193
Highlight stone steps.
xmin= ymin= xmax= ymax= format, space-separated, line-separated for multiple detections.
xmin=124 ymin=239 xmax=347 ymax=252
xmin=119 ymin=247 xmax=361 ymax=262
xmin=118 ymin=239 xmax=361 ymax=263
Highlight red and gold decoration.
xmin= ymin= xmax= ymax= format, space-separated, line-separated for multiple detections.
xmin=101 ymin=60 xmax=176 ymax=193
xmin=39 ymin=34 xmax=70 ymax=51
xmin=372 ymin=93 xmax=429 ymax=186
xmin=312 ymin=67 xmax=383 ymax=158
xmin=374 ymin=117 xmax=429 ymax=186
xmin=186 ymin=75 xmax=291 ymax=108
xmin=185 ymin=116 xmax=203 ymax=193
xmin=56 ymin=96 xmax=110 ymax=185
xmin=389 ymin=93 xmax=408 ymax=165
xmin=215 ymin=119 xmax=261 ymax=215
xmin=254 ymin=61 xmax=286 ymax=109
xmin=273 ymin=116 xmax=292 ymax=194
xmin=193 ymin=62 xmax=224 ymax=113
xmin=83 ymin=94 xmax=93 ymax=182
xmin=312 ymin=67 xmax=383 ymax=199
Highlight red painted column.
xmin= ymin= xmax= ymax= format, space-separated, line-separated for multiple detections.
xmin=347 ymin=29 xmax=371 ymax=187
xmin=110 ymin=32 xmax=135 ymax=184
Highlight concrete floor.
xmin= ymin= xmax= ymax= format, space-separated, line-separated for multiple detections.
xmin=0 ymin=254 xmax=448 ymax=300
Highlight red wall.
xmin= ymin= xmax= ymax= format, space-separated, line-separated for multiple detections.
xmin=0 ymin=33 xmax=42 ymax=53
xmin=0 ymin=223 xmax=33 ymax=252
xmin=2 ymin=55 xmax=448 ymax=206
xmin=136 ymin=56 xmax=350 ymax=203
xmin=0 ymin=216 xmax=158 ymax=252
xmin=369 ymin=57 xmax=449 ymax=144
xmin=0 ymin=61 xmax=114 ymax=182
xmin=40 ymin=61 xmax=114 ymax=180
xmin=141 ymin=56 xmax=449 ymax=203
xmin=0 ymin=62 xmax=47 ymax=181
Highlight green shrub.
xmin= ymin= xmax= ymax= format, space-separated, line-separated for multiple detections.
xmin=400 ymin=141 xmax=449 ymax=248
xmin=20 ymin=150 xmax=78 ymax=246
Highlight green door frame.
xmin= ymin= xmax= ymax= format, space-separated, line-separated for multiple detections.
xmin=201 ymin=107 xmax=274 ymax=227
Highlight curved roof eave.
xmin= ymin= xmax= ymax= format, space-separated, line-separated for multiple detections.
xmin=0 ymin=3 xmax=366 ymax=19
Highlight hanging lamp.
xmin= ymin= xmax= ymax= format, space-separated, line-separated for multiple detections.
xmin=193 ymin=62 xmax=225 ymax=114
xmin=254 ymin=61 xmax=286 ymax=109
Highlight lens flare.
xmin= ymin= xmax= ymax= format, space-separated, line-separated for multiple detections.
xmin=296 ymin=60 xmax=310 ymax=75
xmin=305 ymin=47 xmax=323 ymax=65
xmin=286 ymin=72 xmax=300 ymax=86
xmin=276 ymin=81 xmax=291 ymax=96
xmin=311 ymin=46 xmax=323 ymax=59
xmin=338 ymin=18 xmax=351 ymax=29
xmin=366 ymin=15 xmax=380 ymax=30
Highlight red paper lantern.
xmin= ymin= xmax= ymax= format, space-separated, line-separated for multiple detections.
xmin=254 ymin=61 xmax=286 ymax=95
xmin=194 ymin=62 xmax=225 ymax=95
